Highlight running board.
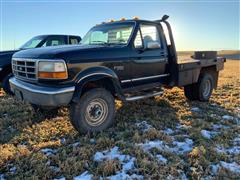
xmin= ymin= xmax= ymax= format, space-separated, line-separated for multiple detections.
xmin=125 ymin=91 xmax=164 ymax=101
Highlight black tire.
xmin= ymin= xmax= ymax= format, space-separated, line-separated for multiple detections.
xmin=184 ymin=73 xmax=214 ymax=102
xmin=184 ymin=83 xmax=198 ymax=101
xmin=70 ymin=88 xmax=115 ymax=134
xmin=2 ymin=73 xmax=14 ymax=95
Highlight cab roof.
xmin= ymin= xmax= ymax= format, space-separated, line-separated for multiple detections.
xmin=95 ymin=19 xmax=160 ymax=27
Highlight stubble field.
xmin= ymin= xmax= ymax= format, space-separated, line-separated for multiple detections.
xmin=0 ymin=59 xmax=239 ymax=179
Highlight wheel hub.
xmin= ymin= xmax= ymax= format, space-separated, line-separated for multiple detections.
xmin=203 ymin=79 xmax=211 ymax=97
xmin=85 ymin=98 xmax=108 ymax=126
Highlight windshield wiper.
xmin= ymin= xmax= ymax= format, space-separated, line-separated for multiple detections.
xmin=90 ymin=41 xmax=110 ymax=46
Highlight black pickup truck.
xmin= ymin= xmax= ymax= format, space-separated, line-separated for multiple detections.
xmin=0 ymin=34 xmax=81 ymax=94
xmin=10 ymin=15 xmax=225 ymax=133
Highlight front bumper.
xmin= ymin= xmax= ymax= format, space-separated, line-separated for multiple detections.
xmin=9 ymin=77 xmax=75 ymax=107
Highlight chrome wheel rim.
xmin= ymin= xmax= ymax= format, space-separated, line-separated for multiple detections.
xmin=203 ymin=79 xmax=211 ymax=97
xmin=85 ymin=98 xmax=108 ymax=126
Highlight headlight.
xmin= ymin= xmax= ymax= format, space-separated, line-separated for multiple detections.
xmin=38 ymin=60 xmax=68 ymax=79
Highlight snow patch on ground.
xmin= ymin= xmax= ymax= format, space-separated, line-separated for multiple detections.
xmin=201 ymin=130 xmax=219 ymax=139
xmin=40 ymin=148 xmax=57 ymax=156
xmin=220 ymin=161 xmax=240 ymax=174
xmin=215 ymin=145 xmax=240 ymax=155
xmin=90 ymin=138 xmax=96 ymax=144
xmin=172 ymin=138 xmax=193 ymax=154
xmin=53 ymin=177 xmax=66 ymax=180
xmin=9 ymin=166 xmax=17 ymax=174
xmin=93 ymin=146 xmax=143 ymax=179
xmin=222 ymin=115 xmax=234 ymax=120
xmin=70 ymin=141 xmax=80 ymax=147
xmin=60 ymin=138 xmax=66 ymax=144
xmin=94 ymin=146 xmax=131 ymax=163
xmin=50 ymin=165 xmax=60 ymax=172
xmin=137 ymin=138 xmax=193 ymax=155
xmin=161 ymin=124 xmax=192 ymax=137
xmin=191 ymin=107 xmax=201 ymax=112
xmin=232 ymin=135 xmax=240 ymax=146
xmin=209 ymin=164 xmax=220 ymax=175
xmin=135 ymin=121 xmax=153 ymax=132
xmin=162 ymin=128 xmax=174 ymax=135
xmin=0 ymin=174 xmax=6 ymax=180
xmin=107 ymin=172 xmax=144 ymax=180
xmin=176 ymin=124 xmax=191 ymax=130
xmin=156 ymin=154 xmax=168 ymax=164
xmin=74 ymin=171 xmax=93 ymax=180
xmin=212 ymin=124 xmax=229 ymax=130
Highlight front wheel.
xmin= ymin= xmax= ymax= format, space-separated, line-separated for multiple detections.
xmin=70 ymin=88 xmax=116 ymax=134
xmin=184 ymin=73 xmax=214 ymax=102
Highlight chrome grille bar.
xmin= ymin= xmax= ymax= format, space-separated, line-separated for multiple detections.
xmin=12 ymin=58 xmax=37 ymax=81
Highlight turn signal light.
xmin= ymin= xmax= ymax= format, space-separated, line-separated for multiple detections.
xmin=38 ymin=72 xmax=68 ymax=79
xmin=109 ymin=19 xmax=115 ymax=22
xmin=120 ymin=18 xmax=126 ymax=21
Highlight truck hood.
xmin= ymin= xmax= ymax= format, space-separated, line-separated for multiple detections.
xmin=12 ymin=44 xmax=117 ymax=61
xmin=0 ymin=50 xmax=18 ymax=56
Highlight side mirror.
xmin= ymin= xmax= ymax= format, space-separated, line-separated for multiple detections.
xmin=147 ymin=42 xmax=161 ymax=49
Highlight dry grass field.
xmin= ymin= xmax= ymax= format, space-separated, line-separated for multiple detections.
xmin=0 ymin=59 xmax=239 ymax=179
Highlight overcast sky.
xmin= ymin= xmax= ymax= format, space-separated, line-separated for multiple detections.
xmin=0 ymin=0 xmax=239 ymax=51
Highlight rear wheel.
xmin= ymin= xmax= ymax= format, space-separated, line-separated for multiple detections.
xmin=70 ymin=88 xmax=115 ymax=134
xmin=2 ymin=73 xmax=14 ymax=95
xmin=184 ymin=73 xmax=214 ymax=102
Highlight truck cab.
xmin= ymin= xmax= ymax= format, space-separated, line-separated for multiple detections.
xmin=9 ymin=16 xmax=225 ymax=134
xmin=0 ymin=34 xmax=81 ymax=94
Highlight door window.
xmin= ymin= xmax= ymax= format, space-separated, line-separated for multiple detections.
xmin=134 ymin=24 xmax=161 ymax=49
xmin=69 ymin=37 xmax=79 ymax=44
xmin=141 ymin=25 xmax=160 ymax=48
xmin=42 ymin=36 xmax=65 ymax=47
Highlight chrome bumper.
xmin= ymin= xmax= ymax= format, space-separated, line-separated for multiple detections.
xmin=9 ymin=77 xmax=75 ymax=107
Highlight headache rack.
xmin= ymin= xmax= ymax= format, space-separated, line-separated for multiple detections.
xmin=12 ymin=58 xmax=37 ymax=81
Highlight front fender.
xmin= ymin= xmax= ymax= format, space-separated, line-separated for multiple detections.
xmin=72 ymin=66 xmax=124 ymax=102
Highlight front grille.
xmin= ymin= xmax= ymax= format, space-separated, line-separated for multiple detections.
xmin=12 ymin=58 xmax=37 ymax=81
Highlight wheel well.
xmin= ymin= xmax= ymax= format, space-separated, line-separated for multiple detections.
xmin=0 ymin=65 xmax=12 ymax=82
xmin=200 ymin=65 xmax=219 ymax=88
xmin=201 ymin=65 xmax=216 ymax=73
xmin=81 ymin=77 xmax=117 ymax=97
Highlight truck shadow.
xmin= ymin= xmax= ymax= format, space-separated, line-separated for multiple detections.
xmin=116 ymin=97 xmax=182 ymax=131
xmin=115 ymin=91 xmax=238 ymax=136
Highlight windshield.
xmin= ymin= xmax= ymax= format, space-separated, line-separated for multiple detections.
xmin=81 ymin=23 xmax=134 ymax=46
xmin=20 ymin=36 xmax=45 ymax=49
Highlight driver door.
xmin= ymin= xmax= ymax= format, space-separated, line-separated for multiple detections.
xmin=130 ymin=23 xmax=168 ymax=86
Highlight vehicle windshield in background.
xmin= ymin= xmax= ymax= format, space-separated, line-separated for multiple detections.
xmin=81 ymin=23 xmax=134 ymax=45
xmin=20 ymin=36 xmax=45 ymax=49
